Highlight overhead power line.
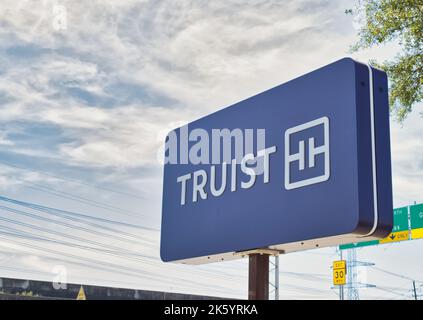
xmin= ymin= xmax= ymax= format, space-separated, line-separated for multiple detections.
xmin=0 ymin=203 xmax=155 ymax=246
xmin=0 ymin=160 xmax=145 ymax=200
xmin=20 ymin=180 xmax=143 ymax=219
xmin=0 ymin=238 xmax=232 ymax=293
xmin=0 ymin=211 xmax=155 ymax=259
xmin=373 ymin=266 xmax=423 ymax=284
xmin=0 ymin=226 xmax=155 ymax=263
xmin=0 ymin=195 xmax=157 ymax=231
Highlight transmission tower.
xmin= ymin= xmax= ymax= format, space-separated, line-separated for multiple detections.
xmin=269 ymin=255 xmax=279 ymax=300
xmin=345 ymin=248 xmax=376 ymax=300
xmin=347 ymin=248 xmax=360 ymax=300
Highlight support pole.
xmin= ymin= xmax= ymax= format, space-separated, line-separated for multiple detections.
xmin=248 ymin=253 xmax=269 ymax=300
xmin=413 ymin=281 xmax=417 ymax=300
xmin=339 ymin=249 xmax=344 ymax=300
xmin=274 ymin=255 xmax=280 ymax=300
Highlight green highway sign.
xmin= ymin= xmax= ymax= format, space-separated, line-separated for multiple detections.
xmin=339 ymin=240 xmax=379 ymax=250
xmin=410 ymin=204 xmax=423 ymax=240
xmin=410 ymin=204 xmax=423 ymax=229
xmin=392 ymin=206 xmax=409 ymax=232
xmin=340 ymin=204 xmax=423 ymax=250
xmin=340 ymin=206 xmax=410 ymax=250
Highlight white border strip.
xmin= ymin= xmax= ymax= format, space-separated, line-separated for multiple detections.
xmin=360 ymin=64 xmax=378 ymax=237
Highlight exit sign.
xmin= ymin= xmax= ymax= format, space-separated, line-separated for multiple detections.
xmin=333 ymin=260 xmax=346 ymax=286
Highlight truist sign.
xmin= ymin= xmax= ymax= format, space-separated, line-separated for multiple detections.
xmin=160 ymin=58 xmax=393 ymax=264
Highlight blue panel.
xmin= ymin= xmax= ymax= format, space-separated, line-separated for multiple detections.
xmin=160 ymin=58 xmax=393 ymax=262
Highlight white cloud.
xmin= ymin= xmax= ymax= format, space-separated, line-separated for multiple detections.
xmin=0 ymin=0 xmax=355 ymax=169
xmin=390 ymin=105 xmax=423 ymax=206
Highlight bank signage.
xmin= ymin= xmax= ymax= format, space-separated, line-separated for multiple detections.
xmin=161 ymin=58 xmax=393 ymax=264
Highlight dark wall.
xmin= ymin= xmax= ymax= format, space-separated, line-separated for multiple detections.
xmin=0 ymin=277 xmax=225 ymax=300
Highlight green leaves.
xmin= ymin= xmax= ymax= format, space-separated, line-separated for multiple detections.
xmin=384 ymin=54 xmax=422 ymax=121
xmin=350 ymin=0 xmax=423 ymax=121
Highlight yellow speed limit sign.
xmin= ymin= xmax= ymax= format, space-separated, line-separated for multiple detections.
xmin=333 ymin=260 xmax=346 ymax=285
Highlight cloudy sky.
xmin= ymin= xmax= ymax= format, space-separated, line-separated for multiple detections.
xmin=0 ymin=0 xmax=422 ymax=299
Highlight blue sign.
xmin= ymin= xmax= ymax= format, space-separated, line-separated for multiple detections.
xmin=160 ymin=58 xmax=393 ymax=264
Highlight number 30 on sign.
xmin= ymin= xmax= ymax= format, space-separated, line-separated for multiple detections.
xmin=333 ymin=260 xmax=346 ymax=286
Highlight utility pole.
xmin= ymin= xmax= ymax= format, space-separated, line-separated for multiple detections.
xmin=413 ymin=281 xmax=418 ymax=300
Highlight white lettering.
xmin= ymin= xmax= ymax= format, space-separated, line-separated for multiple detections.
xmin=177 ymin=173 xmax=191 ymax=205
xmin=240 ymin=154 xmax=256 ymax=189
xmin=193 ymin=170 xmax=208 ymax=202
xmin=210 ymin=163 xmax=227 ymax=197
xmin=257 ymin=146 xmax=277 ymax=183
xmin=231 ymin=158 xmax=237 ymax=192
xmin=176 ymin=146 xmax=277 ymax=205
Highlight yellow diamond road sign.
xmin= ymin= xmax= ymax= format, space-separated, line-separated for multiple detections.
xmin=379 ymin=230 xmax=409 ymax=244
xmin=333 ymin=260 xmax=346 ymax=286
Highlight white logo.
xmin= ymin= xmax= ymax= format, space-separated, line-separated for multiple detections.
xmin=284 ymin=116 xmax=330 ymax=190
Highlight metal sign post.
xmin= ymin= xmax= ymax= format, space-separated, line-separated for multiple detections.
xmin=338 ymin=250 xmax=344 ymax=300
xmin=269 ymin=256 xmax=280 ymax=300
